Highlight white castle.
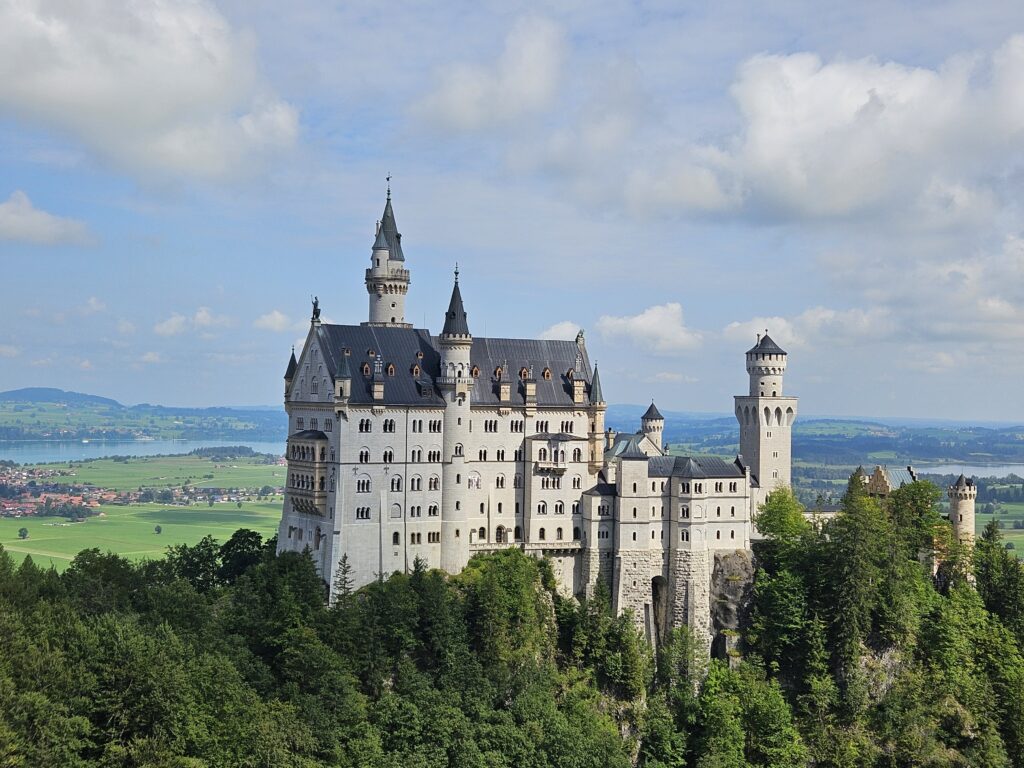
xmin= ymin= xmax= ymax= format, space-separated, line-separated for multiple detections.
xmin=276 ymin=189 xmax=797 ymax=647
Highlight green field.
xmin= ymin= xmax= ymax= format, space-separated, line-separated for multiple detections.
xmin=980 ymin=501 xmax=1024 ymax=553
xmin=31 ymin=454 xmax=285 ymax=491
xmin=0 ymin=501 xmax=282 ymax=570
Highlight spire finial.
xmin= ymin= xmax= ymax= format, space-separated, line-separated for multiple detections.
xmin=386 ymin=173 xmax=391 ymax=199
xmin=454 ymin=262 xmax=459 ymax=283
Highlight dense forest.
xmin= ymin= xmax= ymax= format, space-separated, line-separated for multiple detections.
xmin=3 ymin=477 xmax=1024 ymax=766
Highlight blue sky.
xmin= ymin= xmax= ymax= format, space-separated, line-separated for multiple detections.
xmin=2 ymin=1 xmax=1024 ymax=420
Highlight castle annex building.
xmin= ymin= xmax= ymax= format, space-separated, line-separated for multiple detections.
xmin=276 ymin=190 xmax=798 ymax=647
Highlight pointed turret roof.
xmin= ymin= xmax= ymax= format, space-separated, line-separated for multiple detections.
xmin=642 ymin=401 xmax=663 ymax=421
xmin=284 ymin=349 xmax=297 ymax=380
xmin=372 ymin=221 xmax=389 ymax=251
xmin=954 ymin=473 xmax=970 ymax=488
xmin=441 ymin=270 xmax=470 ymax=337
xmin=747 ymin=332 xmax=786 ymax=356
xmin=335 ymin=350 xmax=352 ymax=379
xmin=380 ymin=190 xmax=404 ymax=262
xmin=590 ymin=365 xmax=604 ymax=403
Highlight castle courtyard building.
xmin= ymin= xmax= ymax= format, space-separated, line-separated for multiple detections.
xmin=276 ymin=190 xmax=797 ymax=648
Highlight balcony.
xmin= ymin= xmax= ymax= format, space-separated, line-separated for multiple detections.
xmin=365 ymin=268 xmax=410 ymax=282
xmin=534 ymin=460 xmax=567 ymax=474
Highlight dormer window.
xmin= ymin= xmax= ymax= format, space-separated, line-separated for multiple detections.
xmin=416 ymin=351 xmax=424 ymax=360
xmin=520 ymin=367 xmax=529 ymax=380
xmin=494 ymin=366 xmax=502 ymax=380
xmin=542 ymin=368 xmax=552 ymax=380
xmin=471 ymin=365 xmax=480 ymax=378
xmin=361 ymin=363 xmax=371 ymax=376
xmin=411 ymin=364 xmax=421 ymax=377
xmin=386 ymin=364 xmax=395 ymax=377
xmin=566 ymin=369 xmax=574 ymax=380
xmin=367 ymin=349 xmax=376 ymax=357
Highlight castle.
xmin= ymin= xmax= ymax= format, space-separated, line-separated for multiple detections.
xmin=276 ymin=189 xmax=797 ymax=648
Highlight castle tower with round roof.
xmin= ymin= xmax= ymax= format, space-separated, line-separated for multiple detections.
xmin=948 ymin=474 xmax=977 ymax=547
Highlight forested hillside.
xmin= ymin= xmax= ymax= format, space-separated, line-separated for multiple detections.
xmin=3 ymin=477 xmax=1024 ymax=766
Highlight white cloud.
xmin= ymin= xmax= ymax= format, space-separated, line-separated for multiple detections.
xmin=0 ymin=190 xmax=92 ymax=245
xmin=29 ymin=358 xmax=52 ymax=367
xmin=140 ymin=351 xmax=164 ymax=364
xmin=254 ymin=310 xmax=295 ymax=332
xmin=538 ymin=320 xmax=581 ymax=341
xmin=154 ymin=313 xmax=188 ymax=337
xmin=723 ymin=307 xmax=893 ymax=349
xmin=628 ymin=35 xmax=1024 ymax=222
xmin=82 ymin=296 xmax=106 ymax=314
xmin=646 ymin=372 xmax=697 ymax=384
xmin=415 ymin=16 xmax=564 ymax=132
xmin=117 ymin=319 xmax=136 ymax=335
xmin=0 ymin=0 xmax=298 ymax=180
xmin=192 ymin=307 xmax=230 ymax=330
xmin=597 ymin=303 xmax=702 ymax=354
xmin=0 ymin=344 xmax=19 ymax=358
xmin=79 ymin=359 xmax=94 ymax=370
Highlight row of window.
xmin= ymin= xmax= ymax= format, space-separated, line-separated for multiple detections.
xmin=294 ymin=417 xmax=333 ymax=432
xmin=290 ymin=473 xmax=329 ymax=491
xmin=410 ymin=419 xmax=443 ymax=433
xmin=290 ymin=444 xmax=326 ymax=462
xmin=630 ymin=480 xmax=740 ymax=495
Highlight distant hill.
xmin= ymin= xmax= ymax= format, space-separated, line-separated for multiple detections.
xmin=0 ymin=387 xmax=124 ymax=409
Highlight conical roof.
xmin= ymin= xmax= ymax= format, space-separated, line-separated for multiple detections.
xmin=642 ymin=401 xmax=663 ymax=420
xmin=335 ymin=350 xmax=352 ymax=379
xmin=747 ymin=333 xmax=786 ymax=356
xmin=441 ymin=273 xmax=470 ymax=336
xmin=954 ymin=473 xmax=969 ymax=488
xmin=284 ymin=350 xmax=297 ymax=380
xmin=380 ymin=193 xmax=404 ymax=262
xmin=590 ymin=365 xmax=604 ymax=403
xmin=372 ymin=221 xmax=389 ymax=251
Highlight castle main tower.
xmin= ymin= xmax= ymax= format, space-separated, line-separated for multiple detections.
xmin=734 ymin=332 xmax=797 ymax=508
xmin=439 ymin=269 xmax=472 ymax=573
xmin=364 ymin=186 xmax=412 ymax=327
xmin=948 ymin=474 xmax=977 ymax=546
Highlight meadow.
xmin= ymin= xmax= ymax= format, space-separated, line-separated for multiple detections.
xmin=30 ymin=454 xmax=285 ymax=491
xmin=0 ymin=501 xmax=281 ymax=570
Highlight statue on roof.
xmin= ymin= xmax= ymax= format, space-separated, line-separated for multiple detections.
xmin=312 ymin=296 xmax=320 ymax=321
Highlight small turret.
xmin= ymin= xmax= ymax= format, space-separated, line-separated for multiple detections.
xmin=746 ymin=331 xmax=787 ymax=397
xmin=641 ymin=401 xmax=665 ymax=453
xmin=284 ymin=348 xmax=297 ymax=397
xmin=590 ymin=365 xmax=604 ymax=404
xmin=364 ymin=183 xmax=411 ymax=327
xmin=948 ymin=474 xmax=977 ymax=547
xmin=441 ymin=268 xmax=470 ymax=338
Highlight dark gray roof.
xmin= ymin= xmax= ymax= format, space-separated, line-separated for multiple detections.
xmin=954 ymin=473 xmax=973 ymax=488
xmin=315 ymin=324 xmax=598 ymax=409
xmin=607 ymin=432 xmax=647 ymax=459
xmin=583 ymin=482 xmax=617 ymax=497
xmin=334 ymin=349 xmax=352 ymax=379
xmin=590 ymin=365 xmax=604 ymax=403
xmin=284 ymin=350 xmax=297 ymax=380
xmin=291 ymin=429 xmax=328 ymax=440
xmin=441 ymin=277 xmax=470 ymax=337
xmin=747 ymin=333 xmax=786 ymax=356
xmin=642 ymin=402 xmax=663 ymax=420
xmin=461 ymin=336 xmax=596 ymax=408
xmin=648 ymin=455 xmax=745 ymax=479
xmin=372 ymin=222 xmax=389 ymax=251
xmin=380 ymin=194 xmax=405 ymax=261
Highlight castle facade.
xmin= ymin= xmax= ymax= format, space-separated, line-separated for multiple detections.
xmin=276 ymin=190 xmax=797 ymax=647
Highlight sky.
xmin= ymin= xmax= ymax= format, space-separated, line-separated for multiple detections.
xmin=2 ymin=0 xmax=1024 ymax=420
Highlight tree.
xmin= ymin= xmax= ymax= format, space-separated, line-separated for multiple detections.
xmin=17 ymin=527 xmax=27 ymax=540
xmin=154 ymin=525 xmax=162 ymax=534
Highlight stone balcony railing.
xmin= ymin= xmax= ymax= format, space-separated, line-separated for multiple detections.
xmin=365 ymin=268 xmax=410 ymax=282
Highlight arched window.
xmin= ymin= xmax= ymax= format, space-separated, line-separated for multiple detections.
xmin=454 ymin=444 xmax=463 ymax=457
xmin=539 ymin=447 xmax=548 ymax=461
xmin=556 ymin=527 xmax=563 ymax=540
xmin=537 ymin=501 xmax=547 ymax=515
xmin=514 ymin=525 xmax=522 ymax=541
xmin=496 ymin=526 xmax=505 ymax=543
xmin=383 ymin=449 xmax=394 ymax=463
xmin=392 ymin=531 xmax=400 ymax=546
xmin=538 ymin=527 xmax=546 ymax=541
xmin=478 ymin=526 xmax=486 ymax=540
xmin=573 ymin=448 xmax=582 ymax=462
xmin=554 ymin=501 xmax=564 ymax=515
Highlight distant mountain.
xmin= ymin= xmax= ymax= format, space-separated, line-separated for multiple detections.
xmin=0 ymin=387 xmax=124 ymax=409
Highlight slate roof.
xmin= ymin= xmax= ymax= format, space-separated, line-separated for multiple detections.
xmin=648 ymin=455 xmax=745 ymax=479
xmin=316 ymin=324 xmax=598 ymax=409
xmin=291 ymin=429 xmax=328 ymax=440
xmin=882 ymin=466 xmax=917 ymax=489
xmin=284 ymin=350 xmax=297 ymax=380
xmin=372 ymin=222 xmax=389 ymax=251
xmin=590 ymin=365 xmax=604 ymax=403
xmin=441 ymin=278 xmax=470 ymax=336
xmin=583 ymin=482 xmax=618 ymax=497
xmin=747 ymin=333 xmax=787 ymax=356
xmin=954 ymin=473 xmax=973 ymax=488
xmin=642 ymin=402 xmax=663 ymax=420
xmin=380 ymin=194 xmax=405 ymax=261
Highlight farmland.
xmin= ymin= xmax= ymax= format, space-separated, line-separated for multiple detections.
xmin=0 ymin=501 xmax=281 ymax=570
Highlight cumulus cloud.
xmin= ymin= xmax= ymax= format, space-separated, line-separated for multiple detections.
xmin=597 ymin=303 xmax=702 ymax=354
xmin=415 ymin=16 xmax=564 ymax=132
xmin=254 ymin=310 xmax=296 ymax=333
xmin=0 ymin=344 xmax=19 ymax=358
xmin=154 ymin=307 xmax=230 ymax=336
xmin=140 ymin=351 xmax=164 ymax=364
xmin=117 ymin=320 xmax=136 ymax=335
xmin=0 ymin=191 xmax=92 ymax=244
xmin=0 ymin=0 xmax=298 ymax=180
xmin=538 ymin=320 xmax=581 ymax=341
xmin=723 ymin=307 xmax=893 ymax=349
xmin=628 ymin=35 xmax=1024 ymax=222
xmin=82 ymin=296 xmax=106 ymax=315
xmin=79 ymin=359 xmax=94 ymax=370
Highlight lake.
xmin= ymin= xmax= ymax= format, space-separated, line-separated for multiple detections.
xmin=916 ymin=463 xmax=1024 ymax=478
xmin=0 ymin=439 xmax=285 ymax=465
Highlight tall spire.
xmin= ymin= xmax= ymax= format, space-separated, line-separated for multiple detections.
xmin=590 ymin=365 xmax=604 ymax=403
xmin=284 ymin=348 xmax=297 ymax=380
xmin=441 ymin=268 xmax=470 ymax=337
xmin=380 ymin=184 xmax=404 ymax=262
